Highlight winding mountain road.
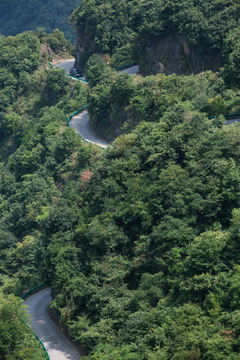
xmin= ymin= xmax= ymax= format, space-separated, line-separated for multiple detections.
xmin=55 ymin=60 xmax=139 ymax=148
xmin=24 ymin=60 xmax=240 ymax=359
xmin=23 ymin=61 xmax=140 ymax=360
xmin=54 ymin=61 xmax=240 ymax=128
xmin=24 ymin=288 xmax=80 ymax=360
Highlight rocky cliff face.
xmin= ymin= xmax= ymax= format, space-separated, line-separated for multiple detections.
xmin=75 ymin=29 xmax=223 ymax=75
xmin=74 ymin=29 xmax=95 ymax=72
xmin=141 ymin=33 xmax=223 ymax=75
xmin=74 ymin=29 xmax=84 ymax=72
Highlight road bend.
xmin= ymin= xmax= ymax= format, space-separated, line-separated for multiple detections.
xmin=24 ymin=288 xmax=80 ymax=360
xmin=55 ymin=61 xmax=139 ymax=148
xmin=55 ymin=59 xmax=75 ymax=74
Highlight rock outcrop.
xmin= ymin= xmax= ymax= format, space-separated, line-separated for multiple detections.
xmin=141 ymin=33 xmax=223 ymax=75
xmin=75 ymin=29 xmax=223 ymax=76
xmin=74 ymin=29 xmax=85 ymax=72
xmin=74 ymin=29 xmax=95 ymax=72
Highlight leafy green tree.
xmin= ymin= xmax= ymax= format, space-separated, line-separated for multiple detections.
xmin=110 ymin=43 xmax=134 ymax=68
xmin=184 ymin=230 xmax=227 ymax=277
xmin=45 ymin=68 xmax=71 ymax=102
xmin=77 ymin=143 xmax=94 ymax=170
xmin=85 ymin=54 xmax=107 ymax=85
xmin=45 ymin=200 xmax=77 ymax=236
xmin=0 ymin=292 xmax=46 ymax=359
xmin=222 ymin=28 xmax=240 ymax=87
xmin=47 ymin=29 xmax=68 ymax=53
xmin=0 ymin=112 xmax=20 ymax=137
xmin=111 ymin=72 xmax=134 ymax=105
xmin=207 ymin=95 xmax=226 ymax=115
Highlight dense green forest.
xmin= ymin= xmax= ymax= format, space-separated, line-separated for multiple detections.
xmin=71 ymin=0 xmax=240 ymax=52
xmin=71 ymin=0 xmax=240 ymax=72
xmin=2 ymin=1 xmax=240 ymax=359
xmin=0 ymin=0 xmax=82 ymax=41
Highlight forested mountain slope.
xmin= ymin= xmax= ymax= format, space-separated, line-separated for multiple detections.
xmin=71 ymin=0 xmax=240 ymax=74
xmin=2 ymin=6 xmax=240 ymax=359
xmin=0 ymin=0 xmax=82 ymax=41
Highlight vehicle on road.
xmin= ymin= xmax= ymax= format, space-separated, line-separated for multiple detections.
xmin=70 ymin=69 xmax=83 ymax=78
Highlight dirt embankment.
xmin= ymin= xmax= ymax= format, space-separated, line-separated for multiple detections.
xmin=41 ymin=43 xmax=74 ymax=67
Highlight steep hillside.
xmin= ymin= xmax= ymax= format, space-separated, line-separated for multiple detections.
xmin=0 ymin=30 xmax=92 ymax=358
xmin=2 ymin=22 xmax=240 ymax=360
xmin=0 ymin=0 xmax=82 ymax=41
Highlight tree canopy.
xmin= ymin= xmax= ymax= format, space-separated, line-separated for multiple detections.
xmin=2 ymin=18 xmax=240 ymax=360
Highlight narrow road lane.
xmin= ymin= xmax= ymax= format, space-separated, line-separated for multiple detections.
xmin=55 ymin=59 xmax=75 ymax=74
xmin=120 ymin=64 xmax=139 ymax=74
xmin=69 ymin=110 xmax=110 ymax=148
xmin=226 ymin=119 xmax=240 ymax=125
xmin=24 ymin=288 xmax=80 ymax=360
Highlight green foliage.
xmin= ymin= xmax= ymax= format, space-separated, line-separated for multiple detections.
xmin=0 ymin=30 xmax=91 ymax=308
xmin=48 ymin=106 xmax=240 ymax=359
xmin=0 ymin=32 xmax=41 ymax=112
xmin=88 ymin=68 xmax=238 ymax=140
xmin=45 ymin=68 xmax=71 ymax=103
xmin=77 ymin=143 xmax=94 ymax=170
xmin=0 ymin=292 xmax=47 ymax=359
xmin=208 ymin=95 xmax=226 ymax=115
xmin=85 ymin=54 xmax=107 ymax=85
xmin=79 ymin=50 xmax=92 ymax=68
xmin=110 ymin=43 xmax=134 ymax=68
xmin=184 ymin=231 xmax=227 ymax=277
xmin=70 ymin=0 xmax=135 ymax=54
xmin=44 ymin=29 xmax=68 ymax=53
xmin=0 ymin=32 xmax=41 ymax=75
xmin=222 ymin=28 xmax=240 ymax=87
xmin=45 ymin=200 xmax=77 ymax=236
xmin=0 ymin=113 xmax=20 ymax=138
xmin=111 ymin=72 xmax=134 ymax=105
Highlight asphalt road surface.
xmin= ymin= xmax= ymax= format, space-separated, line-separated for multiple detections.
xmin=226 ymin=119 xmax=240 ymax=125
xmin=120 ymin=64 xmax=139 ymax=74
xmin=24 ymin=288 xmax=80 ymax=360
xmin=55 ymin=59 xmax=75 ymax=74
xmin=55 ymin=60 xmax=86 ymax=81
xmin=69 ymin=110 xmax=110 ymax=148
